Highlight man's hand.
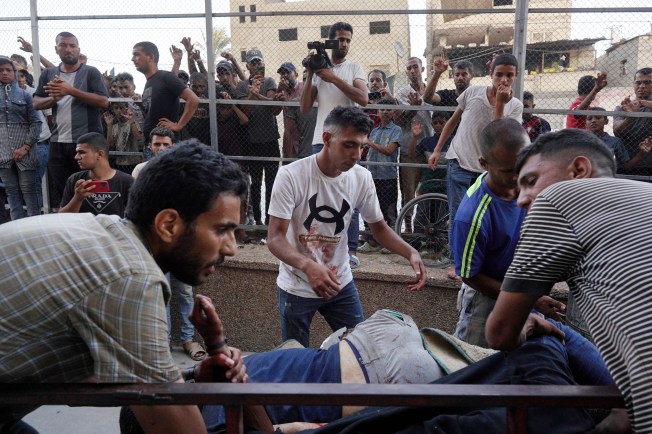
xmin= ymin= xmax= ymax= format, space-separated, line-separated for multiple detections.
xmin=595 ymin=71 xmax=608 ymax=91
xmin=17 ymin=36 xmax=33 ymax=53
xmin=533 ymin=295 xmax=566 ymax=321
xmin=12 ymin=145 xmax=29 ymax=162
xmin=73 ymin=179 xmax=99 ymax=201
xmin=169 ymin=45 xmax=183 ymax=63
xmin=638 ymin=137 xmax=652 ymax=155
xmin=620 ymin=95 xmax=641 ymax=113
xmin=411 ymin=119 xmax=424 ymax=138
xmin=406 ymin=251 xmax=427 ymax=291
xmin=189 ymin=295 xmax=226 ymax=346
xmin=194 ymin=347 xmax=248 ymax=383
xmin=428 ymin=149 xmax=441 ymax=170
xmin=180 ymin=37 xmax=193 ymax=53
xmin=433 ymin=52 xmax=448 ymax=76
xmin=102 ymin=111 xmax=114 ymax=126
xmin=220 ymin=51 xmax=235 ymax=62
xmin=407 ymin=91 xmax=422 ymax=106
xmin=157 ymin=117 xmax=181 ymax=132
xmin=496 ymin=84 xmax=513 ymax=105
xmin=314 ymin=68 xmax=337 ymax=83
xmin=303 ymin=261 xmax=341 ymax=300
xmin=521 ymin=312 xmax=565 ymax=343
xmin=44 ymin=76 xmax=74 ymax=99
xmin=248 ymin=77 xmax=262 ymax=98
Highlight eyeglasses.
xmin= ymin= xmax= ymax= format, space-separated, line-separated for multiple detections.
xmin=635 ymin=79 xmax=652 ymax=86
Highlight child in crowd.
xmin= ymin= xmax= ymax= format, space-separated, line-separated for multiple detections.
xmin=566 ymin=72 xmax=607 ymax=129
xmin=417 ymin=112 xmax=451 ymax=195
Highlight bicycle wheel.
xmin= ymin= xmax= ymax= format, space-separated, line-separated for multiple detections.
xmin=394 ymin=193 xmax=449 ymax=259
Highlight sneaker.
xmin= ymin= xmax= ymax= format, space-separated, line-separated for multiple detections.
xmin=358 ymin=242 xmax=381 ymax=253
xmin=380 ymin=247 xmax=391 ymax=254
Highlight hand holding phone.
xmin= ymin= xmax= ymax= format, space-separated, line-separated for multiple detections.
xmin=87 ymin=180 xmax=110 ymax=193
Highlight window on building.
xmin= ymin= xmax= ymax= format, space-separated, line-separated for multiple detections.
xmin=250 ymin=5 xmax=256 ymax=23
xmin=239 ymin=6 xmax=245 ymax=23
xmin=279 ymin=28 xmax=298 ymax=42
xmin=321 ymin=25 xmax=330 ymax=39
xmin=370 ymin=20 xmax=390 ymax=35
xmin=493 ymin=0 xmax=513 ymax=5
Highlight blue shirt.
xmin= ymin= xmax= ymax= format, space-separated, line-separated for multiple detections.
xmin=452 ymin=173 xmax=526 ymax=280
xmin=598 ymin=132 xmax=629 ymax=170
xmin=367 ymin=121 xmax=401 ymax=180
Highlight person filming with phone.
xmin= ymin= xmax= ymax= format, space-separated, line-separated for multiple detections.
xmin=58 ymin=132 xmax=134 ymax=216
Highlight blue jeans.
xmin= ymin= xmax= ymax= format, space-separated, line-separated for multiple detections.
xmin=278 ymin=280 xmax=364 ymax=347
xmin=165 ymin=274 xmax=196 ymax=343
xmin=0 ymin=165 xmax=39 ymax=220
xmin=446 ymin=159 xmax=480 ymax=260
xmin=34 ymin=140 xmax=49 ymax=211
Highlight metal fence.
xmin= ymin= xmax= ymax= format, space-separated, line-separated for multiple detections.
xmin=1 ymin=1 xmax=651 ymax=225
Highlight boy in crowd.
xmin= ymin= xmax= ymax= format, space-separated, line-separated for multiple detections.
xmin=521 ymin=91 xmax=551 ymax=142
xmin=566 ymin=72 xmax=607 ymax=129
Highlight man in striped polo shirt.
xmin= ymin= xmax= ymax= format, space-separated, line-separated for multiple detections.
xmin=452 ymin=118 xmax=564 ymax=347
xmin=487 ymin=128 xmax=652 ymax=432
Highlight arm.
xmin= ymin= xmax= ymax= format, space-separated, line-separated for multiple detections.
xmin=368 ymin=220 xmax=426 ymax=290
xmin=103 ymin=111 xmax=114 ymax=147
xmin=43 ymin=76 xmax=109 ymax=109
xmin=423 ymin=53 xmax=449 ymax=104
xmin=299 ymin=69 xmax=317 ymax=114
xmin=462 ymin=272 xmax=502 ymax=299
xmin=314 ymin=68 xmax=368 ymax=106
xmin=169 ymin=45 xmax=183 ymax=76
xmin=194 ymin=52 xmax=207 ymax=76
xmin=17 ymin=36 xmax=55 ymax=69
xmin=59 ymin=179 xmax=97 ymax=213
xmin=267 ymin=216 xmax=341 ymax=299
xmin=622 ymin=137 xmax=652 ymax=170
xmin=158 ymin=88 xmax=199 ymax=133
xmin=575 ymin=72 xmax=608 ymax=112
xmin=283 ymin=115 xmax=300 ymax=158
xmin=428 ymin=107 xmax=462 ymax=169
xmin=221 ymin=51 xmax=246 ymax=81
xmin=394 ymin=92 xmax=422 ymax=127
xmin=486 ymin=291 xmax=545 ymax=349
xmin=613 ymin=97 xmax=644 ymax=137
xmin=366 ymin=139 xmax=398 ymax=156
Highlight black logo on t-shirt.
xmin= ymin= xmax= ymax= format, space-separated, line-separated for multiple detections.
xmin=303 ymin=193 xmax=350 ymax=234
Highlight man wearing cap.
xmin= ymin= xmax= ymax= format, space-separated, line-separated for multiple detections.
xmin=276 ymin=62 xmax=313 ymax=160
xmin=235 ymin=48 xmax=281 ymax=226
xmin=216 ymin=60 xmax=238 ymax=97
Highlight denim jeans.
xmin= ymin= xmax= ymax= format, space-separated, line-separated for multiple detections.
xmin=165 ymin=274 xmax=196 ymax=343
xmin=446 ymin=159 xmax=480 ymax=260
xmin=0 ymin=165 xmax=39 ymax=220
xmin=34 ymin=140 xmax=49 ymax=211
xmin=278 ymin=280 xmax=364 ymax=347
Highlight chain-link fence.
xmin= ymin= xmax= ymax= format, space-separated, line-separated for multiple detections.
xmin=1 ymin=1 xmax=651 ymax=231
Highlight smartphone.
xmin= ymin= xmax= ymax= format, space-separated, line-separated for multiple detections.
xmin=87 ymin=180 xmax=110 ymax=193
xmin=368 ymin=91 xmax=382 ymax=100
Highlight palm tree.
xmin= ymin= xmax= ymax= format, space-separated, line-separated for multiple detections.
xmin=195 ymin=27 xmax=231 ymax=63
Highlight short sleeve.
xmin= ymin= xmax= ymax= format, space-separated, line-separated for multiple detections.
xmin=235 ymin=80 xmax=249 ymax=100
xmin=456 ymin=88 xmax=469 ymax=111
xmin=88 ymin=67 xmax=109 ymax=97
xmin=268 ymin=166 xmax=297 ymax=220
xmin=452 ymin=218 xmax=488 ymax=278
xmin=503 ymin=195 xmax=582 ymax=297
xmin=356 ymin=171 xmax=384 ymax=224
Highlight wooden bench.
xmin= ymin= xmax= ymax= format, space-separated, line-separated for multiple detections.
xmin=0 ymin=383 xmax=624 ymax=434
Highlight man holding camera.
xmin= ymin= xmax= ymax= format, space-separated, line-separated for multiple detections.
xmin=300 ymin=21 xmax=368 ymax=155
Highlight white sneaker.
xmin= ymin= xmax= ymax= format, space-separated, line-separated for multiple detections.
xmin=358 ymin=242 xmax=382 ymax=253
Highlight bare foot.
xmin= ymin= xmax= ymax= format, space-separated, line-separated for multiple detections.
xmin=447 ymin=265 xmax=461 ymax=281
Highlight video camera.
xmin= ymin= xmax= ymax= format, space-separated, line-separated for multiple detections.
xmin=302 ymin=40 xmax=339 ymax=71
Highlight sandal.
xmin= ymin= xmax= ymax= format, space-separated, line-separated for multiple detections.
xmin=183 ymin=341 xmax=206 ymax=361
xmin=349 ymin=254 xmax=360 ymax=270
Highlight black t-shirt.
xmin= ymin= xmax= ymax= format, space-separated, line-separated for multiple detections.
xmin=141 ymin=70 xmax=187 ymax=140
xmin=60 ymin=170 xmax=134 ymax=217
xmin=435 ymin=89 xmax=459 ymax=113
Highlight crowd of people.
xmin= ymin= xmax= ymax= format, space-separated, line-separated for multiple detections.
xmin=0 ymin=22 xmax=651 ymax=434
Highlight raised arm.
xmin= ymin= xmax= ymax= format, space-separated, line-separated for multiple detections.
xmin=314 ymin=68 xmax=368 ymax=106
xmin=300 ymin=69 xmax=318 ymax=114
xmin=423 ymin=53 xmax=449 ymax=104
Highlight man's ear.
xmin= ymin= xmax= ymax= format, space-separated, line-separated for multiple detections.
xmin=479 ymin=156 xmax=489 ymax=171
xmin=322 ymin=131 xmax=332 ymax=148
xmin=152 ymin=209 xmax=185 ymax=244
xmin=569 ymin=156 xmax=593 ymax=179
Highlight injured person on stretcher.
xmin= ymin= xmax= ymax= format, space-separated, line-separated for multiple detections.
xmin=121 ymin=309 xmax=620 ymax=434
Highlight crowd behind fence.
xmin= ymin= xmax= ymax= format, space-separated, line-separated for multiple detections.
xmin=1 ymin=1 xmax=651 ymax=225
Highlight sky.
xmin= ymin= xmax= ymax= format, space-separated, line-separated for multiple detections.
xmin=1 ymin=0 xmax=650 ymax=91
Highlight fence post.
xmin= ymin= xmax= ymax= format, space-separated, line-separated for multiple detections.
xmin=513 ymin=0 xmax=529 ymax=100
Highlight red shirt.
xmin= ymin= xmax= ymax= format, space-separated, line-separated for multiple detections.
xmin=566 ymin=97 xmax=589 ymax=129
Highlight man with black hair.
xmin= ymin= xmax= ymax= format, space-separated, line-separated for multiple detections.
xmin=33 ymin=31 xmax=109 ymax=209
xmin=487 ymin=128 xmax=652 ymax=433
xmin=566 ymin=72 xmax=607 ymax=129
xmin=0 ymin=141 xmax=253 ymax=434
xmin=132 ymin=41 xmax=199 ymax=143
xmin=58 ymin=132 xmax=134 ymax=217
xmin=267 ymin=106 xmax=426 ymax=347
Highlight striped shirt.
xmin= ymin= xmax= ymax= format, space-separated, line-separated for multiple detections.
xmin=0 ymin=213 xmax=178 ymax=384
xmin=503 ymin=177 xmax=652 ymax=431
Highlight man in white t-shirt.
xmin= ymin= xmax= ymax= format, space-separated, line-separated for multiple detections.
xmin=267 ymin=106 xmax=427 ymax=347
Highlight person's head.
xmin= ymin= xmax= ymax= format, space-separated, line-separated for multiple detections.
xmin=522 ymin=90 xmax=535 ymax=120
xmin=148 ymin=126 xmax=175 ymax=156
xmin=431 ymin=112 xmax=449 ymax=134
xmin=328 ymin=22 xmax=353 ymax=61
xmin=377 ymin=97 xmax=397 ymax=124
xmin=277 ymin=62 xmax=298 ymax=90
xmin=55 ymin=32 xmax=80 ymax=66
xmin=115 ymin=72 xmax=136 ymax=97
xmin=490 ymin=53 xmax=518 ymax=91
xmin=10 ymin=54 xmax=27 ymax=70
xmin=515 ymin=129 xmax=616 ymax=210
xmin=189 ymin=72 xmax=208 ymax=97
xmin=125 ymin=141 xmax=248 ymax=285
xmin=109 ymin=78 xmax=120 ymax=97
xmin=178 ymin=70 xmax=189 ymax=86
xmin=586 ymin=107 xmax=608 ymax=136
xmin=216 ymin=60 xmax=234 ymax=84
xmin=75 ymin=132 xmax=110 ymax=170
xmin=0 ymin=57 xmax=16 ymax=85
xmin=245 ymin=49 xmax=264 ymax=77
xmin=452 ymin=60 xmax=473 ymax=93
xmin=577 ymin=75 xmax=596 ymax=97
xmin=17 ymin=69 xmax=28 ymax=89
xmin=322 ymin=106 xmax=373 ymax=173
xmin=110 ymin=101 xmax=130 ymax=121
xmin=633 ymin=67 xmax=652 ymax=100
xmin=367 ymin=69 xmax=387 ymax=91
xmin=405 ymin=57 xmax=424 ymax=84
xmin=132 ymin=42 xmax=159 ymax=75
xmin=479 ymin=118 xmax=529 ymax=194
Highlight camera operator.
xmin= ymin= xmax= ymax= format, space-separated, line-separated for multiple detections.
xmin=300 ymin=21 xmax=368 ymax=155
